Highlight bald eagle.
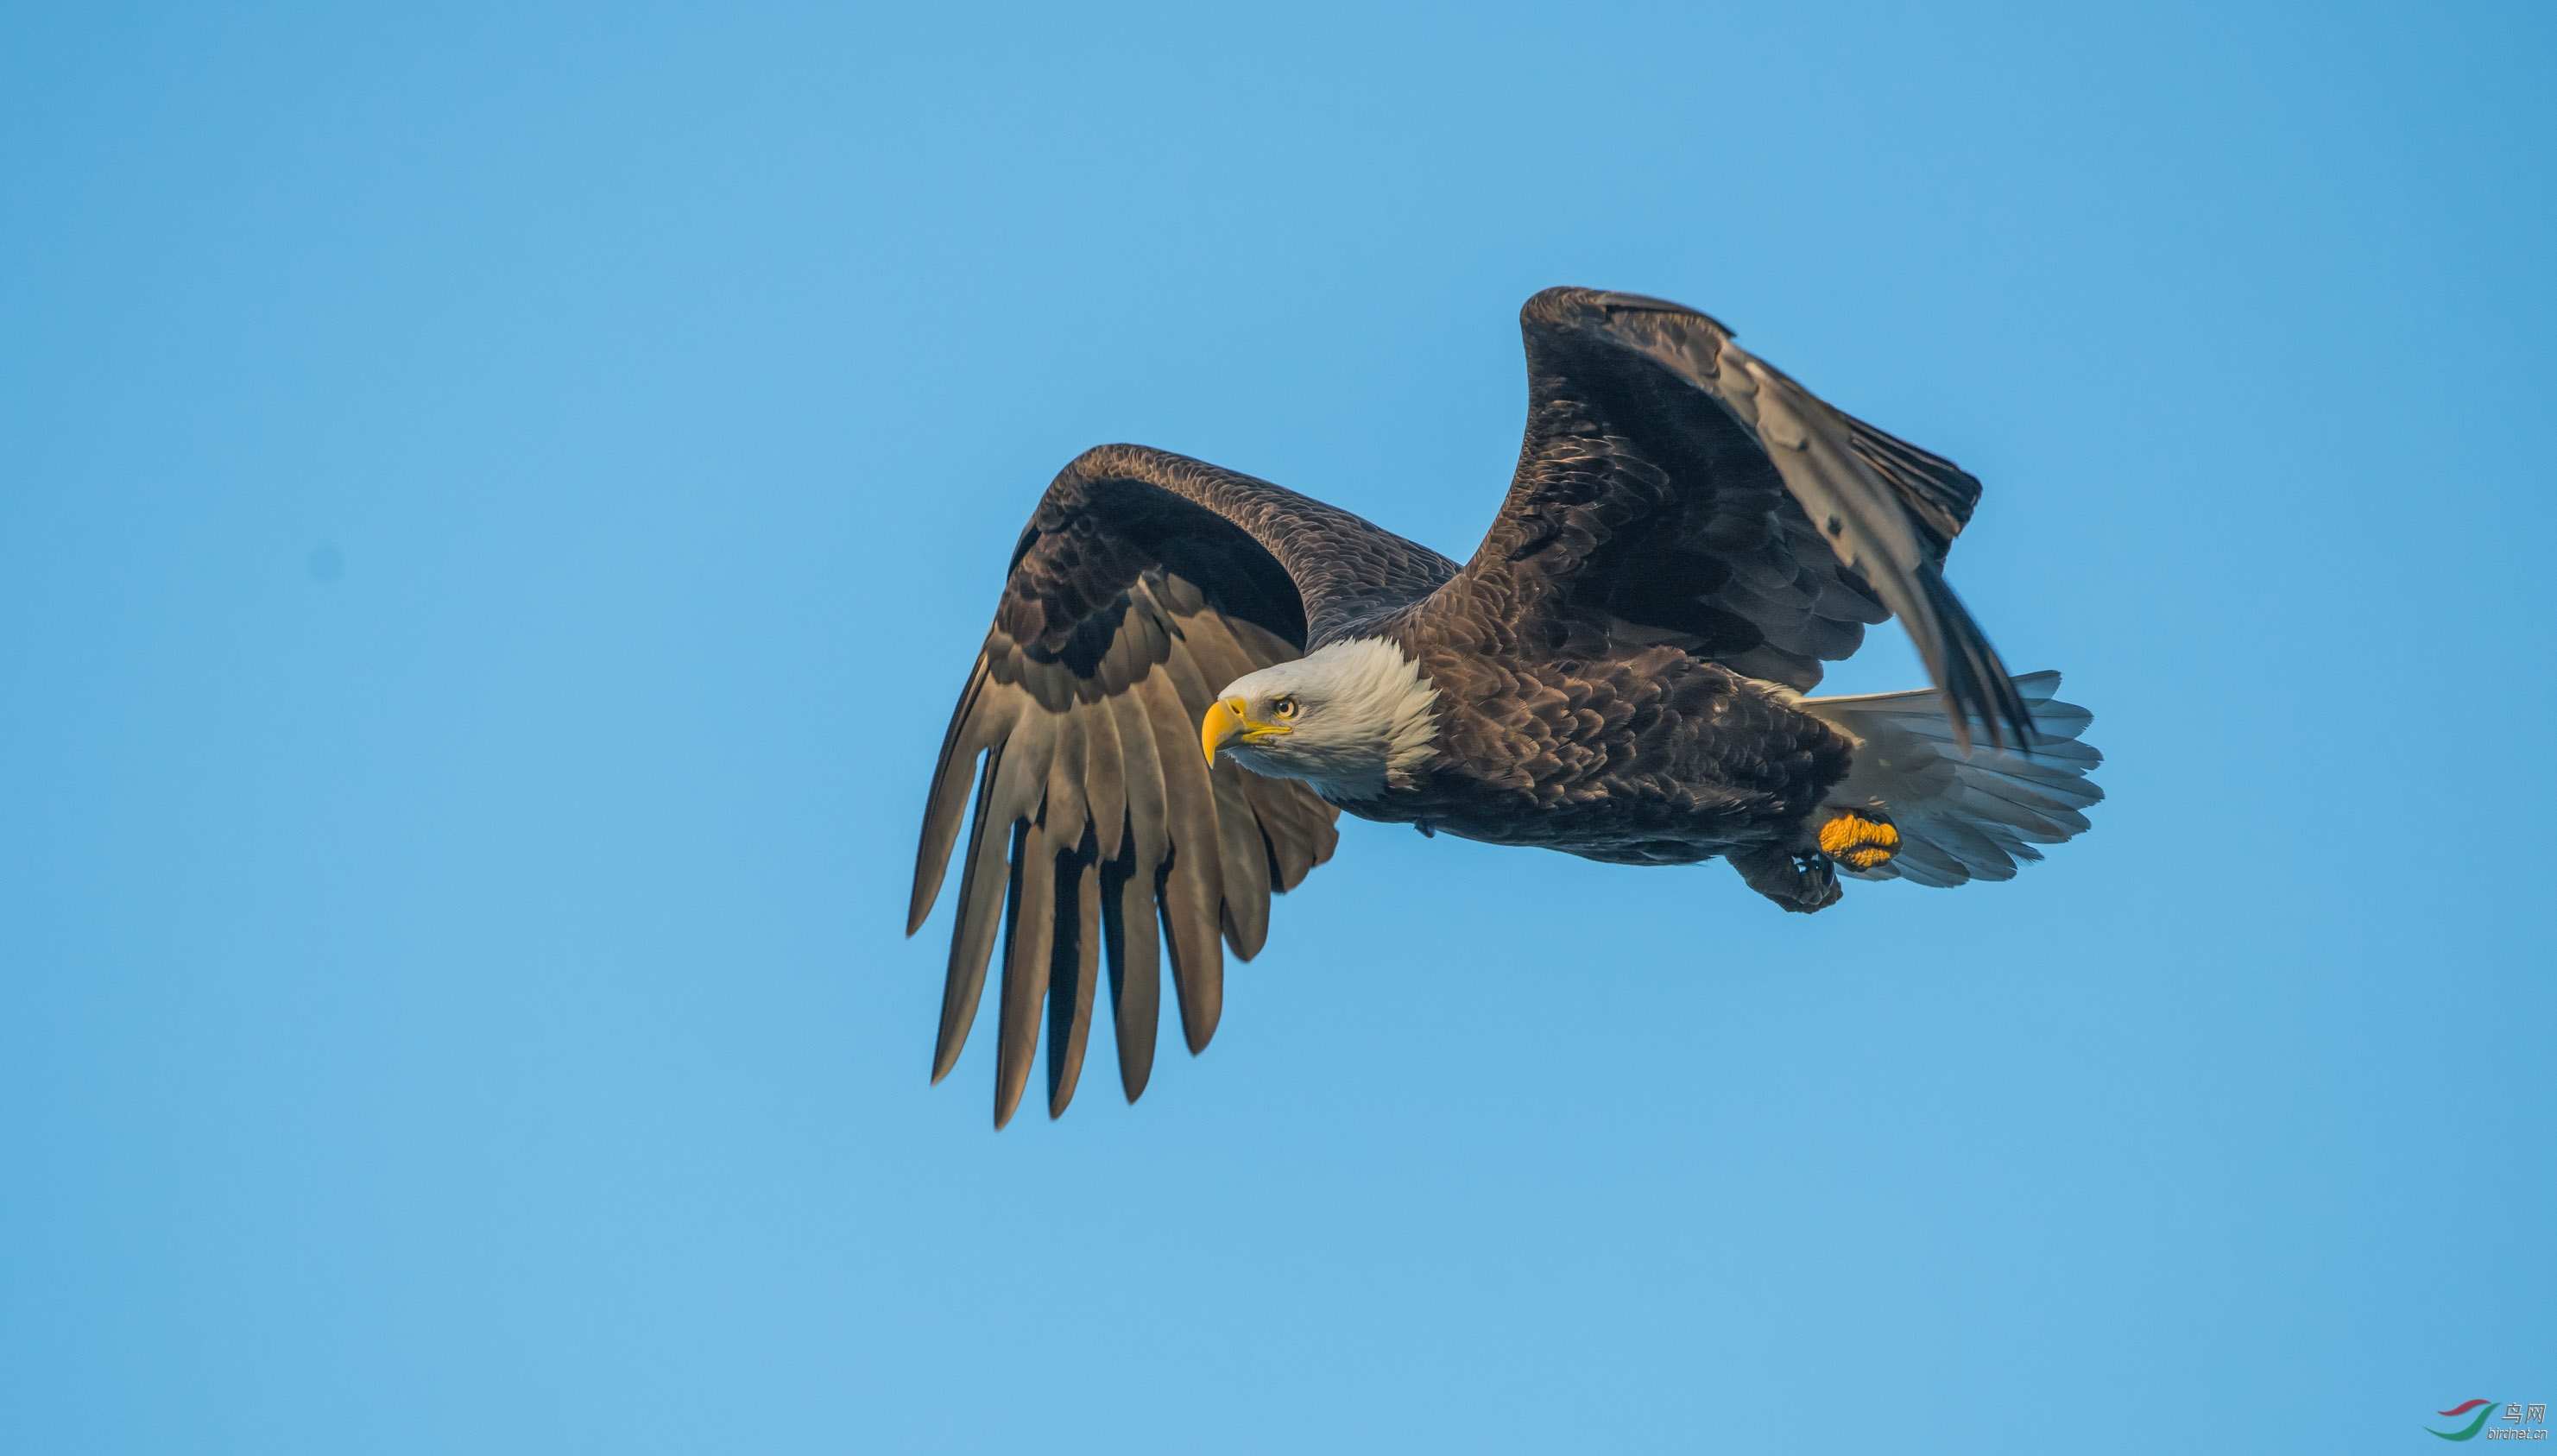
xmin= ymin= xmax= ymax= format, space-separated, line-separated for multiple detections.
xmin=908 ymin=287 xmax=2101 ymax=1126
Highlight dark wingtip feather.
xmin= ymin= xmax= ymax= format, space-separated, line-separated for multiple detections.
xmin=1162 ymin=865 xmax=1224 ymax=1056
xmin=910 ymin=660 xmax=995 ymax=936
xmin=907 ymin=825 xmax=950 ymax=938
xmin=930 ymin=769 xmax=1013 ymax=1085
xmin=1045 ymin=829 xmax=1102 ymax=1120
xmin=1915 ymin=565 xmax=2037 ymax=755
xmin=1100 ymin=836 xmax=1160 ymax=1105
xmin=991 ymin=821 xmax=1056 ymax=1131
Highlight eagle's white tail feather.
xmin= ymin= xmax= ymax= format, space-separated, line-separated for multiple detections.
xmin=1800 ymin=671 xmax=2102 ymax=888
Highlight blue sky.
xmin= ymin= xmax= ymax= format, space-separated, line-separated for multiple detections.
xmin=3 ymin=3 xmax=2551 ymax=1451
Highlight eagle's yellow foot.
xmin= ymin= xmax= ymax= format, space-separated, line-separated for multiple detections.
xmin=1818 ymin=810 xmax=1900 ymax=871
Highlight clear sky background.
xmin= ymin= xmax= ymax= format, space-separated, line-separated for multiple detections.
xmin=3 ymin=3 xmax=2552 ymax=1452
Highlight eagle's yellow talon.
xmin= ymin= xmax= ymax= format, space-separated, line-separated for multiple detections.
xmin=1818 ymin=811 xmax=1900 ymax=870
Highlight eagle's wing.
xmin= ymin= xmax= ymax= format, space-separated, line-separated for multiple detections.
xmin=909 ymin=444 xmax=1454 ymax=1127
xmin=1457 ymin=287 xmax=2032 ymax=748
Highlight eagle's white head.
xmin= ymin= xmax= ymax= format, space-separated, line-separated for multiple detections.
xmin=1203 ymin=637 xmax=1441 ymax=801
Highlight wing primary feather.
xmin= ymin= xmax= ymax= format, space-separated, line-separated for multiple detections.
xmin=1082 ymin=686 xmax=1127 ymax=863
xmin=992 ymin=818 xmax=1056 ymax=1130
xmin=1041 ymin=709 xmax=1090 ymax=860
xmin=1157 ymin=852 xmax=1222 ymax=1056
xmin=1098 ymin=684 xmax=1170 ymax=1101
xmin=1134 ymin=661 xmax=1226 ymax=1055
xmin=1099 ymin=828 xmax=1160 ymax=1103
xmin=1045 ymin=823 xmax=1102 ymax=1119
xmin=1300 ymin=806 xmax=1340 ymax=883
xmin=908 ymin=655 xmax=1005 ymax=936
xmin=1210 ymin=759 xmax=1272 ymax=961
xmin=931 ymin=747 xmax=1011 ymax=1084
xmin=1154 ymin=616 xmax=1271 ymax=964
xmin=1106 ymin=689 xmax=1170 ymax=866
xmin=1915 ymin=565 xmax=2036 ymax=753
xmin=1840 ymin=413 xmax=1981 ymax=551
xmin=1237 ymin=768 xmax=1322 ymax=889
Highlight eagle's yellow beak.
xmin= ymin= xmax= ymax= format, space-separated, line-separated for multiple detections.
xmin=1201 ymin=696 xmax=1285 ymax=765
xmin=1202 ymin=697 xmax=1247 ymax=765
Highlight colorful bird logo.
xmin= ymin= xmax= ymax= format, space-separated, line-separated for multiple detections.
xmin=2428 ymin=1400 xmax=2497 ymax=1441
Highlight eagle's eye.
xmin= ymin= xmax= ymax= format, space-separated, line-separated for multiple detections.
xmin=1270 ymin=696 xmax=1299 ymax=720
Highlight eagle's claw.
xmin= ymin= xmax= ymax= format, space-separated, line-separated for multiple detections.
xmin=1733 ymin=845 xmax=1842 ymax=913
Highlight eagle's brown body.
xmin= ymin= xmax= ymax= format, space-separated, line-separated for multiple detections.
xmin=1343 ymin=608 xmax=1853 ymax=866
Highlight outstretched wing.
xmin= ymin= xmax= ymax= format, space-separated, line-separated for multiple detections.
xmin=1458 ymin=287 xmax=2031 ymax=749
xmin=909 ymin=444 xmax=1452 ymax=1128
